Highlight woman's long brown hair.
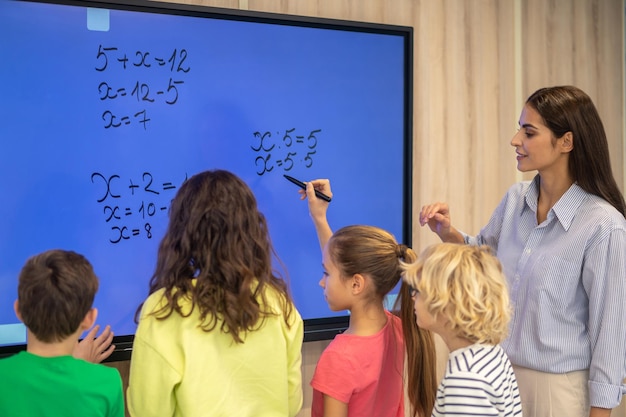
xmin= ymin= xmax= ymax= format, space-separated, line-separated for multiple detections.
xmin=527 ymin=86 xmax=626 ymax=217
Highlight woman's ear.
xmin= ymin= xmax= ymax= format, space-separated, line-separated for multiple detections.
xmin=560 ymin=131 xmax=574 ymax=153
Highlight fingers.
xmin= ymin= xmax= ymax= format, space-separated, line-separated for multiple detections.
xmin=302 ymin=180 xmax=331 ymax=228
xmin=305 ymin=179 xmax=332 ymax=204
xmin=84 ymin=324 xmax=100 ymax=340
xmin=98 ymin=341 xmax=116 ymax=362
xmin=295 ymin=179 xmax=331 ymax=201
xmin=294 ymin=178 xmax=332 ymax=202
xmin=93 ymin=325 xmax=115 ymax=362
xmin=94 ymin=325 xmax=114 ymax=349
xmin=73 ymin=324 xmax=115 ymax=363
xmin=308 ymin=179 xmax=332 ymax=198
xmin=419 ymin=202 xmax=449 ymax=226
xmin=305 ymin=181 xmax=316 ymax=200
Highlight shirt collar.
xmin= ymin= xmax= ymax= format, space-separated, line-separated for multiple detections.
xmin=523 ymin=174 xmax=587 ymax=231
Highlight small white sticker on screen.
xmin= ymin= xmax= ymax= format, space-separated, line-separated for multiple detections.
xmin=87 ymin=8 xmax=110 ymax=32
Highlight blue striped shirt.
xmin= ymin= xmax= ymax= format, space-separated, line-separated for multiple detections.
xmin=432 ymin=344 xmax=522 ymax=416
xmin=463 ymin=176 xmax=626 ymax=409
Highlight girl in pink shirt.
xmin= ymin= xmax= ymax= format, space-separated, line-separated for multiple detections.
xmin=297 ymin=179 xmax=437 ymax=417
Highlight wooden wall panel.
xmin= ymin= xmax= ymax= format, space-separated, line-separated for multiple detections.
xmin=412 ymin=0 xmax=519 ymax=250
xmin=522 ymin=0 xmax=624 ymax=190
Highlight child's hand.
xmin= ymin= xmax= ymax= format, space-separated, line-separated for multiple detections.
xmin=301 ymin=179 xmax=332 ymax=223
xmin=73 ymin=324 xmax=115 ymax=363
xmin=300 ymin=179 xmax=333 ymax=250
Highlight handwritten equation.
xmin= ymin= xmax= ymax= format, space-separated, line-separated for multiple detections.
xmin=91 ymin=171 xmax=186 ymax=244
xmin=251 ymin=128 xmax=321 ymax=175
xmin=95 ymin=45 xmax=191 ymax=130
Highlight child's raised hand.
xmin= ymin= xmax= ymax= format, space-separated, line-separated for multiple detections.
xmin=303 ymin=179 xmax=332 ymax=221
xmin=73 ymin=324 xmax=115 ymax=364
xmin=299 ymin=178 xmax=333 ymax=250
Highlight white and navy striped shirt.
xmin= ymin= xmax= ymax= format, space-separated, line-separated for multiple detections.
xmin=464 ymin=176 xmax=626 ymax=409
xmin=432 ymin=343 xmax=522 ymax=417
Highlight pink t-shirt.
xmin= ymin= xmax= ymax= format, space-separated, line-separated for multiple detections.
xmin=311 ymin=311 xmax=404 ymax=417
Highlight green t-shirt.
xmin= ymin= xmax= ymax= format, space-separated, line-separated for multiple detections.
xmin=0 ymin=351 xmax=124 ymax=417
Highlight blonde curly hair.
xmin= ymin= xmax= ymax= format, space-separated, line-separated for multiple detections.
xmin=402 ymin=243 xmax=511 ymax=345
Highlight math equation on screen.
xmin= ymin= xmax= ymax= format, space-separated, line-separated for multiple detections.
xmin=251 ymin=128 xmax=321 ymax=175
xmin=90 ymin=171 xmax=187 ymax=244
xmin=89 ymin=125 xmax=323 ymax=244
xmin=95 ymin=45 xmax=190 ymax=130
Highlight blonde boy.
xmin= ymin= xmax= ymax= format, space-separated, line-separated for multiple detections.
xmin=402 ymin=243 xmax=522 ymax=417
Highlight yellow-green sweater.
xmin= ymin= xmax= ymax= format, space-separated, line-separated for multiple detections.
xmin=127 ymin=282 xmax=304 ymax=417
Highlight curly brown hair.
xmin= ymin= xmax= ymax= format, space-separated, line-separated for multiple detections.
xmin=140 ymin=169 xmax=294 ymax=343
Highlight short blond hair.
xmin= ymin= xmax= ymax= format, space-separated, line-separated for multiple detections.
xmin=402 ymin=243 xmax=511 ymax=345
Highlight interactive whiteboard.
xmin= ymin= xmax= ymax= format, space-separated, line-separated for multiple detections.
xmin=0 ymin=0 xmax=412 ymax=358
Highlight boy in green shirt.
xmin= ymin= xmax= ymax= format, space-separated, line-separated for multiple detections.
xmin=0 ymin=249 xmax=125 ymax=417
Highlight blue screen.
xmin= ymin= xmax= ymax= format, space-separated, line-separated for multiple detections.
xmin=0 ymin=0 xmax=410 ymax=347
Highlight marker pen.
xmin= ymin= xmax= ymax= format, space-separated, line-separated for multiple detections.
xmin=283 ymin=174 xmax=332 ymax=202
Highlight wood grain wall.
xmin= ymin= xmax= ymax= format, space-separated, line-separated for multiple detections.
xmin=108 ymin=1 xmax=625 ymax=416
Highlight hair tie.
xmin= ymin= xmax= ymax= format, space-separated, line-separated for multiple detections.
xmin=396 ymin=244 xmax=407 ymax=259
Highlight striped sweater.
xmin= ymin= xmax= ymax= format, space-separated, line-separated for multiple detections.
xmin=432 ymin=343 xmax=522 ymax=417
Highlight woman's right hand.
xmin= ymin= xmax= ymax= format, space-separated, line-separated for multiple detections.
xmin=419 ymin=202 xmax=453 ymax=239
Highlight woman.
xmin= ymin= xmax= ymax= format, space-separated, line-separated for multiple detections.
xmin=419 ymin=86 xmax=626 ymax=417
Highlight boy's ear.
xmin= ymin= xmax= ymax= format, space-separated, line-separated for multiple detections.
xmin=79 ymin=308 xmax=98 ymax=331
xmin=350 ymin=274 xmax=366 ymax=295
xmin=13 ymin=300 xmax=22 ymax=322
